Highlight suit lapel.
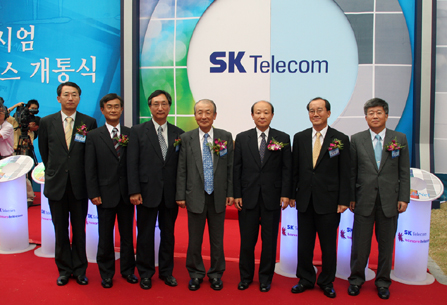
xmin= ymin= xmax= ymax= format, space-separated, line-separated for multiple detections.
xmin=191 ymin=129 xmax=204 ymax=182
xmin=361 ymin=130 xmax=379 ymax=172
xmin=248 ymin=128 xmax=262 ymax=168
xmin=303 ymin=128 xmax=313 ymax=168
xmin=212 ymin=129 xmax=220 ymax=173
xmin=99 ymin=125 xmax=118 ymax=159
xmin=379 ymin=129 xmax=393 ymax=172
xmin=146 ymin=120 xmax=164 ymax=162
xmin=262 ymin=129 xmax=275 ymax=167
xmin=165 ymin=123 xmax=177 ymax=163
xmin=52 ymin=112 xmax=68 ymax=152
xmin=315 ymin=127 xmax=333 ymax=168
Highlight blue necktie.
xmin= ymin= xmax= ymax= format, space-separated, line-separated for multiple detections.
xmin=374 ymin=134 xmax=382 ymax=167
xmin=203 ymin=133 xmax=213 ymax=194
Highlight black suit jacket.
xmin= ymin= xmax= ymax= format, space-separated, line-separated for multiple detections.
xmin=127 ymin=120 xmax=184 ymax=208
xmin=85 ymin=125 xmax=131 ymax=207
xmin=233 ymin=128 xmax=292 ymax=210
xmin=39 ymin=111 xmax=97 ymax=201
xmin=292 ymin=126 xmax=350 ymax=214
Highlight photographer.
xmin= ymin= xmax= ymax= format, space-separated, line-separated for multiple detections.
xmin=0 ymin=104 xmax=14 ymax=160
xmin=9 ymin=99 xmax=41 ymax=151
xmin=7 ymin=99 xmax=40 ymax=206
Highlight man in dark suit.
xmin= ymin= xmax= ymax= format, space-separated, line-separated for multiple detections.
xmin=290 ymin=97 xmax=350 ymax=298
xmin=176 ymin=99 xmax=233 ymax=291
xmin=127 ymin=90 xmax=184 ymax=290
xmin=38 ymin=82 xmax=97 ymax=286
xmin=348 ymin=98 xmax=410 ymax=300
xmin=85 ymin=93 xmax=137 ymax=288
xmin=233 ymin=101 xmax=291 ymax=292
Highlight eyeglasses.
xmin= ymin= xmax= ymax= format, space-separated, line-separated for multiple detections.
xmin=366 ymin=111 xmax=385 ymax=116
xmin=308 ymin=108 xmax=325 ymax=115
xmin=151 ymin=102 xmax=169 ymax=108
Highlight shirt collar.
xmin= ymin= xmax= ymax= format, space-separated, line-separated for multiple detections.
xmin=61 ymin=110 xmax=77 ymax=123
xmin=256 ymin=127 xmax=270 ymax=139
xmin=152 ymin=119 xmax=167 ymax=132
xmin=370 ymin=128 xmax=386 ymax=141
xmin=199 ymin=127 xmax=214 ymax=140
xmin=105 ymin=122 xmax=120 ymax=136
xmin=312 ymin=125 xmax=328 ymax=138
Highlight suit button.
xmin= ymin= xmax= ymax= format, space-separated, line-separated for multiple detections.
xmin=65 ymin=170 xmax=68 ymax=173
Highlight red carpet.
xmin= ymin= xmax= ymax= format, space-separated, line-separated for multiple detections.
xmin=0 ymin=204 xmax=444 ymax=304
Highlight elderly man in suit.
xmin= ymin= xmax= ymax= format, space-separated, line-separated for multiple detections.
xmin=176 ymin=99 xmax=233 ymax=291
xmin=39 ymin=81 xmax=97 ymax=286
xmin=233 ymin=100 xmax=291 ymax=292
xmin=85 ymin=93 xmax=137 ymax=288
xmin=348 ymin=98 xmax=410 ymax=300
xmin=127 ymin=90 xmax=184 ymax=290
xmin=290 ymin=97 xmax=350 ymax=298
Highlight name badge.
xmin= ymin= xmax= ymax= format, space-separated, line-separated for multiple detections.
xmin=329 ymin=148 xmax=340 ymax=158
xmin=391 ymin=150 xmax=400 ymax=158
xmin=175 ymin=145 xmax=180 ymax=152
xmin=74 ymin=134 xmax=86 ymax=143
xmin=219 ymin=148 xmax=227 ymax=157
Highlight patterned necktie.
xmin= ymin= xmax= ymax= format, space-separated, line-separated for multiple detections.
xmin=313 ymin=131 xmax=321 ymax=168
xmin=260 ymin=132 xmax=266 ymax=163
xmin=65 ymin=117 xmax=73 ymax=148
xmin=374 ymin=134 xmax=382 ymax=167
xmin=158 ymin=126 xmax=167 ymax=160
xmin=203 ymin=133 xmax=214 ymax=194
xmin=112 ymin=127 xmax=120 ymax=158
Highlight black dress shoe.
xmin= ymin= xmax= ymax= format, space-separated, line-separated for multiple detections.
xmin=259 ymin=283 xmax=271 ymax=292
xmin=291 ymin=283 xmax=309 ymax=294
xmin=123 ymin=274 xmax=138 ymax=284
xmin=377 ymin=287 xmax=390 ymax=299
xmin=140 ymin=278 xmax=152 ymax=290
xmin=160 ymin=275 xmax=177 ymax=287
xmin=348 ymin=284 xmax=360 ymax=296
xmin=188 ymin=278 xmax=203 ymax=291
xmin=210 ymin=278 xmax=223 ymax=290
xmin=57 ymin=276 xmax=69 ymax=286
xmin=322 ymin=286 xmax=336 ymax=298
xmin=101 ymin=278 xmax=113 ymax=288
xmin=237 ymin=281 xmax=252 ymax=290
xmin=75 ymin=275 xmax=88 ymax=285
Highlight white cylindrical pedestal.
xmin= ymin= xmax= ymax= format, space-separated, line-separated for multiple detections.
xmin=275 ymin=207 xmax=297 ymax=277
xmin=391 ymin=169 xmax=444 ymax=285
xmin=32 ymin=163 xmax=55 ymax=258
xmin=0 ymin=156 xmax=36 ymax=254
xmin=391 ymin=200 xmax=434 ymax=285
xmin=336 ymin=210 xmax=375 ymax=281
xmin=34 ymin=188 xmax=55 ymax=257
xmin=86 ymin=200 xmax=100 ymax=263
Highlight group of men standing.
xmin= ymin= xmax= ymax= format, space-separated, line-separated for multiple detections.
xmin=38 ymin=81 xmax=409 ymax=300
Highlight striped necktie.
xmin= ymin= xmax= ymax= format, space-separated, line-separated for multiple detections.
xmin=112 ymin=127 xmax=120 ymax=158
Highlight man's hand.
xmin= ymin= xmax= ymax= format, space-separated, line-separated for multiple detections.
xmin=176 ymin=200 xmax=186 ymax=208
xmin=289 ymin=199 xmax=296 ymax=208
xmin=234 ymin=198 xmax=243 ymax=211
xmin=398 ymin=201 xmax=408 ymax=213
xmin=337 ymin=205 xmax=348 ymax=213
xmin=91 ymin=197 xmax=102 ymax=206
xmin=226 ymin=197 xmax=234 ymax=206
xmin=349 ymin=201 xmax=356 ymax=212
xmin=130 ymin=193 xmax=143 ymax=205
xmin=281 ymin=197 xmax=289 ymax=210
